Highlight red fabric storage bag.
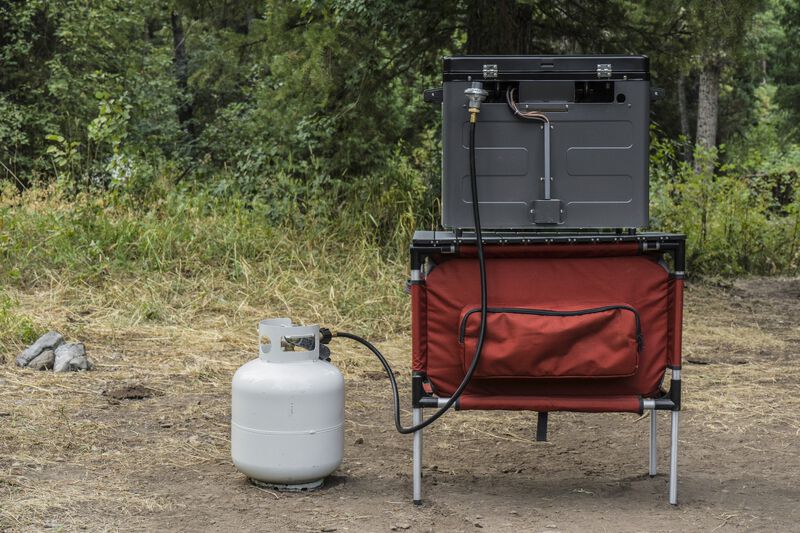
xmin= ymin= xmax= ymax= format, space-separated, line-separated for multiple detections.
xmin=424 ymin=253 xmax=670 ymax=399
xmin=459 ymin=304 xmax=641 ymax=379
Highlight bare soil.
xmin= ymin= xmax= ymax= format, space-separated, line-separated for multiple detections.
xmin=2 ymin=278 xmax=800 ymax=532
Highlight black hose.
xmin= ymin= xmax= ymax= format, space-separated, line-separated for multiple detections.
xmin=334 ymin=118 xmax=488 ymax=435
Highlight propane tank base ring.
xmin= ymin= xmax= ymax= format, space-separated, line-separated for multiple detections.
xmin=250 ymin=477 xmax=324 ymax=492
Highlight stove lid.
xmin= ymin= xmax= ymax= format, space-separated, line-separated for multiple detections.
xmin=443 ymin=55 xmax=649 ymax=81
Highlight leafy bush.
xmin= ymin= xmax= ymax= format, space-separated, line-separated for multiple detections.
xmin=650 ymin=130 xmax=800 ymax=275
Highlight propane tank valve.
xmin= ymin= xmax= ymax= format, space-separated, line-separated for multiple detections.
xmin=464 ymin=81 xmax=488 ymax=123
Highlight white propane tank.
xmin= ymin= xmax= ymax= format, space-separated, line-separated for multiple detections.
xmin=231 ymin=319 xmax=344 ymax=490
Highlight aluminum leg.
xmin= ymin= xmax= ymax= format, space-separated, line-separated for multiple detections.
xmin=412 ymin=407 xmax=423 ymax=505
xmin=669 ymin=409 xmax=679 ymax=505
xmin=649 ymin=409 xmax=657 ymax=477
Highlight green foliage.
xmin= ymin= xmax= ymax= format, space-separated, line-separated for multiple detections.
xmin=651 ymin=131 xmax=800 ymax=275
xmin=187 ymin=0 xmax=452 ymax=225
xmin=727 ymin=84 xmax=800 ymax=178
xmin=2 ymin=1 xmax=800 ymax=278
xmin=45 ymin=134 xmax=82 ymax=185
xmin=0 ymin=292 xmax=41 ymax=354
xmin=0 ymin=189 xmax=409 ymax=335
xmin=774 ymin=0 xmax=800 ymax=125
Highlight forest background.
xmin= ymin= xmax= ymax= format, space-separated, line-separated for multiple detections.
xmin=1 ymin=0 xmax=800 ymax=332
xmin=5 ymin=4 xmax=800 ymax=531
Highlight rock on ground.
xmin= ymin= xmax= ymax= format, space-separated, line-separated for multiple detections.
xmin=54 ymin=343 xmax=93 ymax=372
xmin=68 ymin=355 xmax=93 ymax=371
xmin=28 ymin=349 xmax=55 ymax=371
xmin=16 ymin=331 xmax=64 ymax=367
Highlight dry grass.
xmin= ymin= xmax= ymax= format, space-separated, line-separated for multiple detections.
xmin=2 ymin=260 xmax=800 ymax=530
xmin=680 ymin=281 xmax=800 ymax=440
xmin=0 ymin=266 xmax=416 ymax=531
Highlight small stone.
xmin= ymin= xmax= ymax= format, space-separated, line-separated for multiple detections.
xmin=53 ymin=343 xmax=87 ymax=372
xmin=396 ymin=524 xmax=411 ymax=530
xmin=321 ymin=528 xmax=337 ymax=532
xmin=546 ymin=525 xmax=558 ymax=529
xmin=354 ymin=437 xmax=364 ymax=445
xmin=28 ymin=349 xmax=55 ymax=371
xmin=68 ymin=355 xmax=94 ymax=371
xmin=16 ymin=331 xmax=64 ymax=367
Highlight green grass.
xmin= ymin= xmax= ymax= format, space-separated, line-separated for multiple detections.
xmin=0 ymin=292 xmax=41 ymax=355
xmin=2 ymin=175 xmax=798 ymax=349
xmin=0 ymin=188 xmax=411 ymax=338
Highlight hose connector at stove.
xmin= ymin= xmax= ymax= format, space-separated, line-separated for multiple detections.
xmin=464 ymin=81 xmax=488 ymax=123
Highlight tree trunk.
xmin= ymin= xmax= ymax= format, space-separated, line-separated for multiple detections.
xmin=694 ymin=59 xmax=721 ymax=174
xmin=677 ymin=71 xmax=692 ymax=164
xmin=466 ymin=0 xmax=533 ymax=54
xmin=171 ymin=10 xmax=194 ymax=137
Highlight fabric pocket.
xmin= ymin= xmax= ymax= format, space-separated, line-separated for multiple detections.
xmin=459 ymin=304 xmax=642 ymax=379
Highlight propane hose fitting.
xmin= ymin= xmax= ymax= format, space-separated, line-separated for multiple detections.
xmin=464 ymin=81 xmax=488 ymax=123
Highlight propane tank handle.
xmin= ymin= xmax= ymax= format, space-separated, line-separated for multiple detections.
xmin=258 ymin=319 xmax=321 ymax=362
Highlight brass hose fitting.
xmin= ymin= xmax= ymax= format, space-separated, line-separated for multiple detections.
xmin=464 ymin=82 xmax=488 ymax=123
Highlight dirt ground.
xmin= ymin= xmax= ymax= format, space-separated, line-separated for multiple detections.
xmin=2 ymin=277 xmax=800 ymax=532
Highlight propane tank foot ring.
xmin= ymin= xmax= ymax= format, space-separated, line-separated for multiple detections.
xmin=250 ymin=477 xmax=324 ymax=492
